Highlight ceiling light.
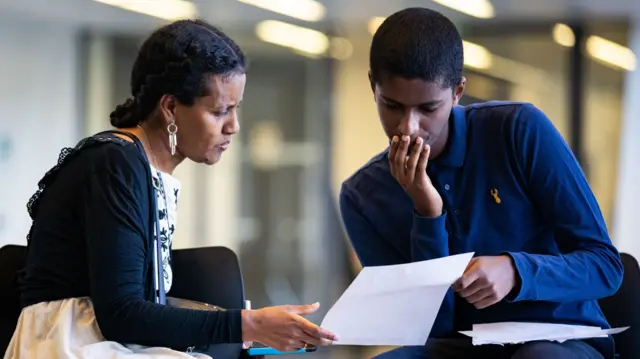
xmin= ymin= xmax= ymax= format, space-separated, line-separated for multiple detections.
xmin=463 ymin=41 xmax=492 ymax=69
xmin=237 ymin=0 xmax=325 ymax=22
xmin=93 ymin=0 xmax=197 ymax=21
xmin=256 ymin=20 xmax=329 ymax=56
xmin=368 ymin=16 xmax=385 ymax=35
xmin=586 ymin=36 xmax=637 ymax=71
xmin=552 ymin=23 xmax=576 ymax=47
xmin=431 ymin=0 xmax=495 ymax=19
xmin=329 ymin=37 xmax=354 ymax=60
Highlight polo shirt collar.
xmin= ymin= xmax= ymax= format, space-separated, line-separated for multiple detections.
xmin=435 ymin=105 xmax=467 ymax=168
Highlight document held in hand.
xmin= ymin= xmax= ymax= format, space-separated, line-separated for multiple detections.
xmin=320 ymin=252 xmax=474 ymax=346
xmin=459 ymin=322 xmax=629 ymax=346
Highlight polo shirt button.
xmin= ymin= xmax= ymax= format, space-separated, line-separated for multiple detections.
xmin=444 ymin=184 xmax=451 ymax=191
xmin=454 ymin=209 xmax=460 ymax=215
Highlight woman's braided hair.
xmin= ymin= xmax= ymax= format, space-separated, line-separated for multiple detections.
xmin=110 ymin=19 xmax=246 ymax=128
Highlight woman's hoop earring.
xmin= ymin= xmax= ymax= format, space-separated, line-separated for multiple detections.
xmin=168 ymin=120 xmax=178 ymax=155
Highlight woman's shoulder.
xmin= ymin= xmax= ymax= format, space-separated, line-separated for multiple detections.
xmin=30 ymin=133 xmax=148 ymax=207
xmin=74 ymin=133 xmax=148 ymax=176
xmin=26 ymin=132 xmax=151 ymax=230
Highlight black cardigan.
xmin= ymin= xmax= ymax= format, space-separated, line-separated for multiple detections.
xmin=18 ymin=133 xmax=242 ymax=349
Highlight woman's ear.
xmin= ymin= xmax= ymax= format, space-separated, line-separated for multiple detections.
xmin=158 ymin=95 xmax=177 ymax=124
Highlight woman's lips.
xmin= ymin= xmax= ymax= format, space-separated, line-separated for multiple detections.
xmin=217 ymin=141 xmax=231 ymax=151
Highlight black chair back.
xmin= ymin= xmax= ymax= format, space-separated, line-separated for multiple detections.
xmin=171 ymin=246 xmax=245 ymax=310
xmin=598 ymin=253 xmax=640 ymax=359
xmin=171 ymin=246 xmax=247 ymax=359
xmin=0 ymin=245 xmax=27 ymax=355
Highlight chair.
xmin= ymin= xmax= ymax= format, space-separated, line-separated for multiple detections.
xmin=0 ymin=245 xmax=250 ymax=359
xmin=0 ymin=245 xmax=27 ymax=355
xmin=171 ymin=246 xmax=249 ymax=359
xmin=171 ymin=246 xmax=246 ymax=310
xmin=598 ymin=253 xmax=640 ymax=359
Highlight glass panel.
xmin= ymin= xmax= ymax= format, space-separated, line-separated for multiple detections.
xmin=582 ymin=21 xmax=628 ymax=226
xmin=463 ymin=27 xmax=572 ymax=138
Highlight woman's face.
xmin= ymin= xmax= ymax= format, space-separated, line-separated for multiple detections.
xmin=173 ymin=73 xmax=246 ymax=165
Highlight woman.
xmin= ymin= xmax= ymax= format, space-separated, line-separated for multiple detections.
xmin=4 ymin=19 xmax=337 ymax=359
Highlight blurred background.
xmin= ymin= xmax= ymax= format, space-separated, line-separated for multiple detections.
xmin=0 ymin=0 xmax=638 ymax=357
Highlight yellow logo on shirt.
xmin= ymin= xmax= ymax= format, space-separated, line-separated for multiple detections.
xmin=490 ymin=188 xmax=501 ymax=204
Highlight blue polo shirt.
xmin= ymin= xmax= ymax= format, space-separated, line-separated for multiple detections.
xmin=339 ymin=102 xmax=623 ymax=353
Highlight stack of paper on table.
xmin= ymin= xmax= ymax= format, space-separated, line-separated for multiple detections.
xmin=459 ymin=322 xmax=629 ymax=346
xmin=320 ymin=252 xmax=474 ymax=346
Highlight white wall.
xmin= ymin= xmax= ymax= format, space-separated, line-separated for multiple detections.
xmin=171 ymin=148 xmax=241 ymax=253
xmin=612 ymin=21 xmax=640 ymax=260
xmin=0 ymin=16 xmax=80 ymax=247
xmin=331 ymin=35 xmax=387 ymax=197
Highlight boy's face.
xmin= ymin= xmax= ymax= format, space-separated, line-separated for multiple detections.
xmin=371 ymin=74 xmax=465 ymax=156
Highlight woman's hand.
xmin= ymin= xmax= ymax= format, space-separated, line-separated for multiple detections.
xmin=241 ymin=302 xmax=338 ymax=352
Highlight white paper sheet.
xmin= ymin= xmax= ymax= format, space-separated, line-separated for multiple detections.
xmin=459 ymin=322 xmax=630 ymax=346
xmin=320 ymin=252 xmax=474 ymax=346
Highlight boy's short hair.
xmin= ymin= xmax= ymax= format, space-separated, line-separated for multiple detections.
xmin=370 ymin=7 xmax=464 ymax=89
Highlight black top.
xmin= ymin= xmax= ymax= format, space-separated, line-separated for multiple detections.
xmin=18 ymin=133 xmax=242 ymax=349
